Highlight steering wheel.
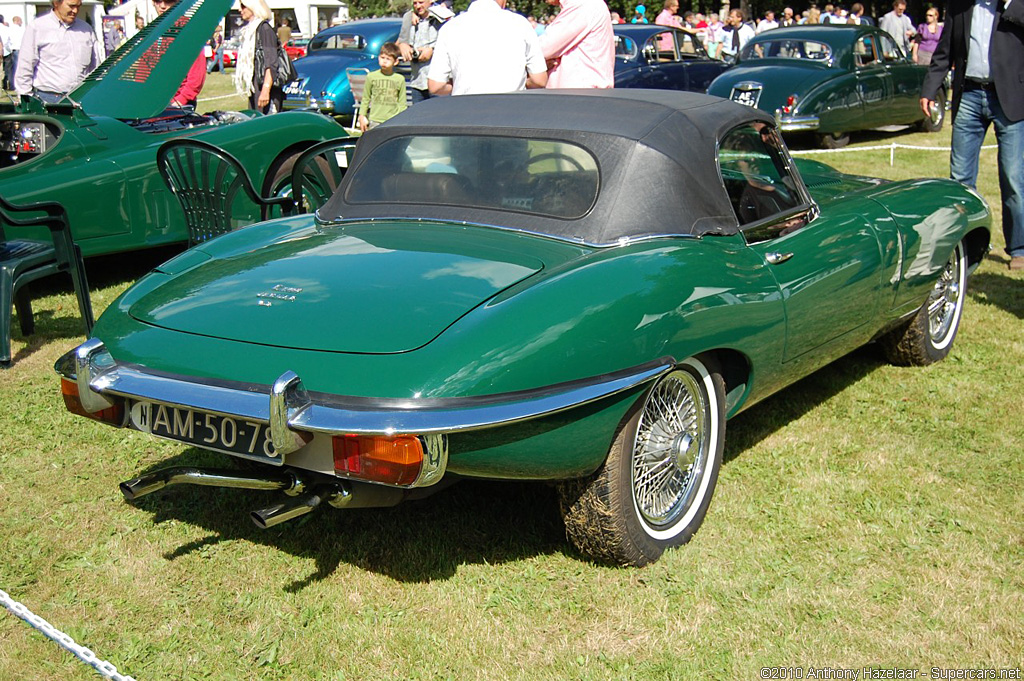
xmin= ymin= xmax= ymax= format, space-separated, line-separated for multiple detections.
xmin=526 ymin=152 xmax=586 ymax=172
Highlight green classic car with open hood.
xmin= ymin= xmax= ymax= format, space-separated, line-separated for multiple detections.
xmin=707 ymin=25 xmax=945 ymax=149
xmin=0 ymin=0 xmax=342 ymax=258
xmin=57 ymin=91 xmax=990 ymax=566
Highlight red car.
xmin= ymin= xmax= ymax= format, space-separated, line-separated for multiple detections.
xmin=285 ymin=38 xmax=309 ymax=60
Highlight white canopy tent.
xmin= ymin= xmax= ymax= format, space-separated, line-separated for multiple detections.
xmin=107 ymin=0 xmax=159 ymax=39
xmin=228 ymin=0 xmax=349 ymax=39
xmin=108 ymin=0 xmax=347 ymax=41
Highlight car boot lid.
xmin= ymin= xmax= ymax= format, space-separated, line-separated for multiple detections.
xmin=127 ymin=222 xmax=548 ymax=354
xmin=72 ymin=0 xmax=229 ymax=120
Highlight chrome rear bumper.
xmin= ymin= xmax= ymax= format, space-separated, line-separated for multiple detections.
xmin=775 ymin=113 xmax=821 ymax=131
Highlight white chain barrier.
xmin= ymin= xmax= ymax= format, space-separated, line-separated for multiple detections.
xmin=791 ymin=142 xmax=998 ymax=166
xmin=1 ymin=588 xmax=137 ymax=681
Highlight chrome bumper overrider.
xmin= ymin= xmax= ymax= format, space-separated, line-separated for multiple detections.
xmin=57 ymin=339 xmax=671 ymax=460
xmin=775 ymin=113 xmax=821 ymax=131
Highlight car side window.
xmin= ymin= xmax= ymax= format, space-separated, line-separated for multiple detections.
xmin=854 ymin=36 xmax=877 ymax=66
xmin=679 ymin=32 xmax=697 ymax=55
xmin=649 ymin=32 xmax=679 ymax=62
xmin=878 ymin=33 xmax=903 ymax=62
xmin=615 ymin=35 xmax=638 ymax=59
xmin=719 ymin=124 xmax=802 ymax=228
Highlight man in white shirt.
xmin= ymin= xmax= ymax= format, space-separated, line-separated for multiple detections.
xmin=15 ymin=0 xmax=102 ymax=103
xmin=9 ymin=16 xmax=24 ymax=78
xmin=427 ymin=0 xmax=547 ymax=96
xmin=756 ymin=10 xmax=778 ymax=33
xmin=717 ymin=8 xmax=754 ymax=62
xmin=0 ymin=17 xmax=12 ymax=90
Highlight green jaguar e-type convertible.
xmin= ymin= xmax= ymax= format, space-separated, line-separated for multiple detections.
xmin=56 ymin=90 xmax=990 ymax=566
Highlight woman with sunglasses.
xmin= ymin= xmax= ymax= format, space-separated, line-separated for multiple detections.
xmin=913 ymin=7 xmax=943 ymax=65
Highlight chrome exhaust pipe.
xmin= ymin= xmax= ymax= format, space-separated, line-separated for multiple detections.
xmin=250 ymin=482 xmax=352 ymax=529
xmin=120 ymin=467 xmax=305 ymax=501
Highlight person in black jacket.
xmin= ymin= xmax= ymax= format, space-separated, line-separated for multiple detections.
xmin=234 ymin=0 xmax=282 ymax=114
xmin=921 ymin=0 xmax=1024 ymax=270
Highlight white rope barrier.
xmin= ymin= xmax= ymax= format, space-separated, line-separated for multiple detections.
xmin=791 ymin=142 xmax=999 ymax=166
xmin=197 ymin=93 xmax=237 ymax=102
xmin=1 ymin=588 xmax=137 ymax=681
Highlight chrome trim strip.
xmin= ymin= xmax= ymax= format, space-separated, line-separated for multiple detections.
xmin=776 ymin=114 xmax=821 ymax=131
xmin=310 ymin=215 xmax=699 ymax=249
xmin=59 ymin=342 xmax=671 ymax=436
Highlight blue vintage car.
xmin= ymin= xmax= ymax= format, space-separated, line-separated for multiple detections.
xmin=282 ymin=18 xmax=402 ymax=116
xmin=613 ymin=24 xmax=730 ymax=93
xmin=707 ymin=25 xmax=944 ymax=148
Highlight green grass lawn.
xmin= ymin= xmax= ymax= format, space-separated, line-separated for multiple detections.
xmin=198 ymin=69 xmax=249 ymax=112
xmin=1 ymin=121 xmax=1021 ymax=680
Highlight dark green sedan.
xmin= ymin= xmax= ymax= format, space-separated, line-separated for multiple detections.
xmin=57 ymin=91 xmax=989 ymax=567
xmin=708 ymin=25 xmax=946 ymax=148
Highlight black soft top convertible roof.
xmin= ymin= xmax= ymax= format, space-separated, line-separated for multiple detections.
xmin=319 ymin=90 xmax=773 ymax=243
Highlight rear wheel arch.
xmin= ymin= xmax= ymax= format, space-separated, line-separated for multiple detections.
xmin=261 ymin=140 xmax=322 ymax=196
xmin=962 ymin=227 xmax=990 ymax=271
xmin=697 ymin=348 xmax=752 ymax=415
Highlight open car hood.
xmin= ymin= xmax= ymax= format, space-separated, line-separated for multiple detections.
xmin=72 ymin=0 xmax=229 ymax=120
xmin=128 ymin=223 xmax=546 ymax=354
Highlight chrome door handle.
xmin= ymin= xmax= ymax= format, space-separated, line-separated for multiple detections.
xmin=766 ymin=252 xmax=794 ymax=265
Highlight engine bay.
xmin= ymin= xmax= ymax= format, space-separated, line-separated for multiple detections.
xmin=0 ymin=119 xmax=60 ymax=167
xmin=1 ymin=109 xmax=253 ymax=169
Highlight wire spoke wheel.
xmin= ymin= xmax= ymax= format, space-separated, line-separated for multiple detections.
xmin=926 ymin=249 xmax=962 ymax=345
xmin=881 ymin=240 xmax=967 ymax=366
xmin=558 ymin=356 xmax=725 ymax=566
xmin=631 ymin=370 xmax=708 ymax=529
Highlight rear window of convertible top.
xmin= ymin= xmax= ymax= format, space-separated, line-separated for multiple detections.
xmin=344 ymin=135 xmax=600 ymax=220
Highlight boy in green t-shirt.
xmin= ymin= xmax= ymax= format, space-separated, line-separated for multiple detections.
xmin=358 ymin=42 xmax=408 ymax=132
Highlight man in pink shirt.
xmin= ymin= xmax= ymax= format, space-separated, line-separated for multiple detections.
xmin=539 ymin=0 xmax=615 ymax=89
xmin=655 ymin=0 xmax=683 ymax=28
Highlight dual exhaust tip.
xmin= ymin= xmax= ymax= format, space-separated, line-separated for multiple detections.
xmin=119 ymin=466 xmax=352 ymax=530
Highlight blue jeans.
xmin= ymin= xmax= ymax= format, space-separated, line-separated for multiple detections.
xmin=950 ymin=86 xmax=1024 ymax=257
xmin=31 ymin=89 xmax=66 ymax=104
xmin=207 ymin=47 xmax=224 ymax=73
xmin=408 ymin=87 xmax=431 ymax=104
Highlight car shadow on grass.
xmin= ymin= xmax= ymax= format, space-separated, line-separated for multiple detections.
xmin=125 ymin=450 xmax=569 ymax=586
xmin=783 ymin=126 xmax=920 ymax=151
xmin=723 ymin=345 xmax=885 ymax=464
xmin=121 ymin=346 xmax=887 ymax=585
xmin=969 ymin=268 xmax=1024 ymax=320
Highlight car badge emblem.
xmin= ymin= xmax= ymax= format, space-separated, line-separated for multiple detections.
xmin=257 ymin=284 xmax=303 ymax=307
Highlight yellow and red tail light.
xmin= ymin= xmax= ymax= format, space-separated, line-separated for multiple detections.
xmin=332 ymin=434 xmax=424 ymax=486
xmin=60 ymin=379 xmax=124 ymax=426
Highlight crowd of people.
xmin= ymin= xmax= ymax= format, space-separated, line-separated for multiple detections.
xmin=3 ymin=0 xmax=1021 ymax=270
xmin=616 ymin=0 xmax=945 ymax=65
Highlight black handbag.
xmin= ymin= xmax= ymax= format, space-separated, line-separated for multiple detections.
xmin=255 ymin=23 xmax=298 ymax=87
